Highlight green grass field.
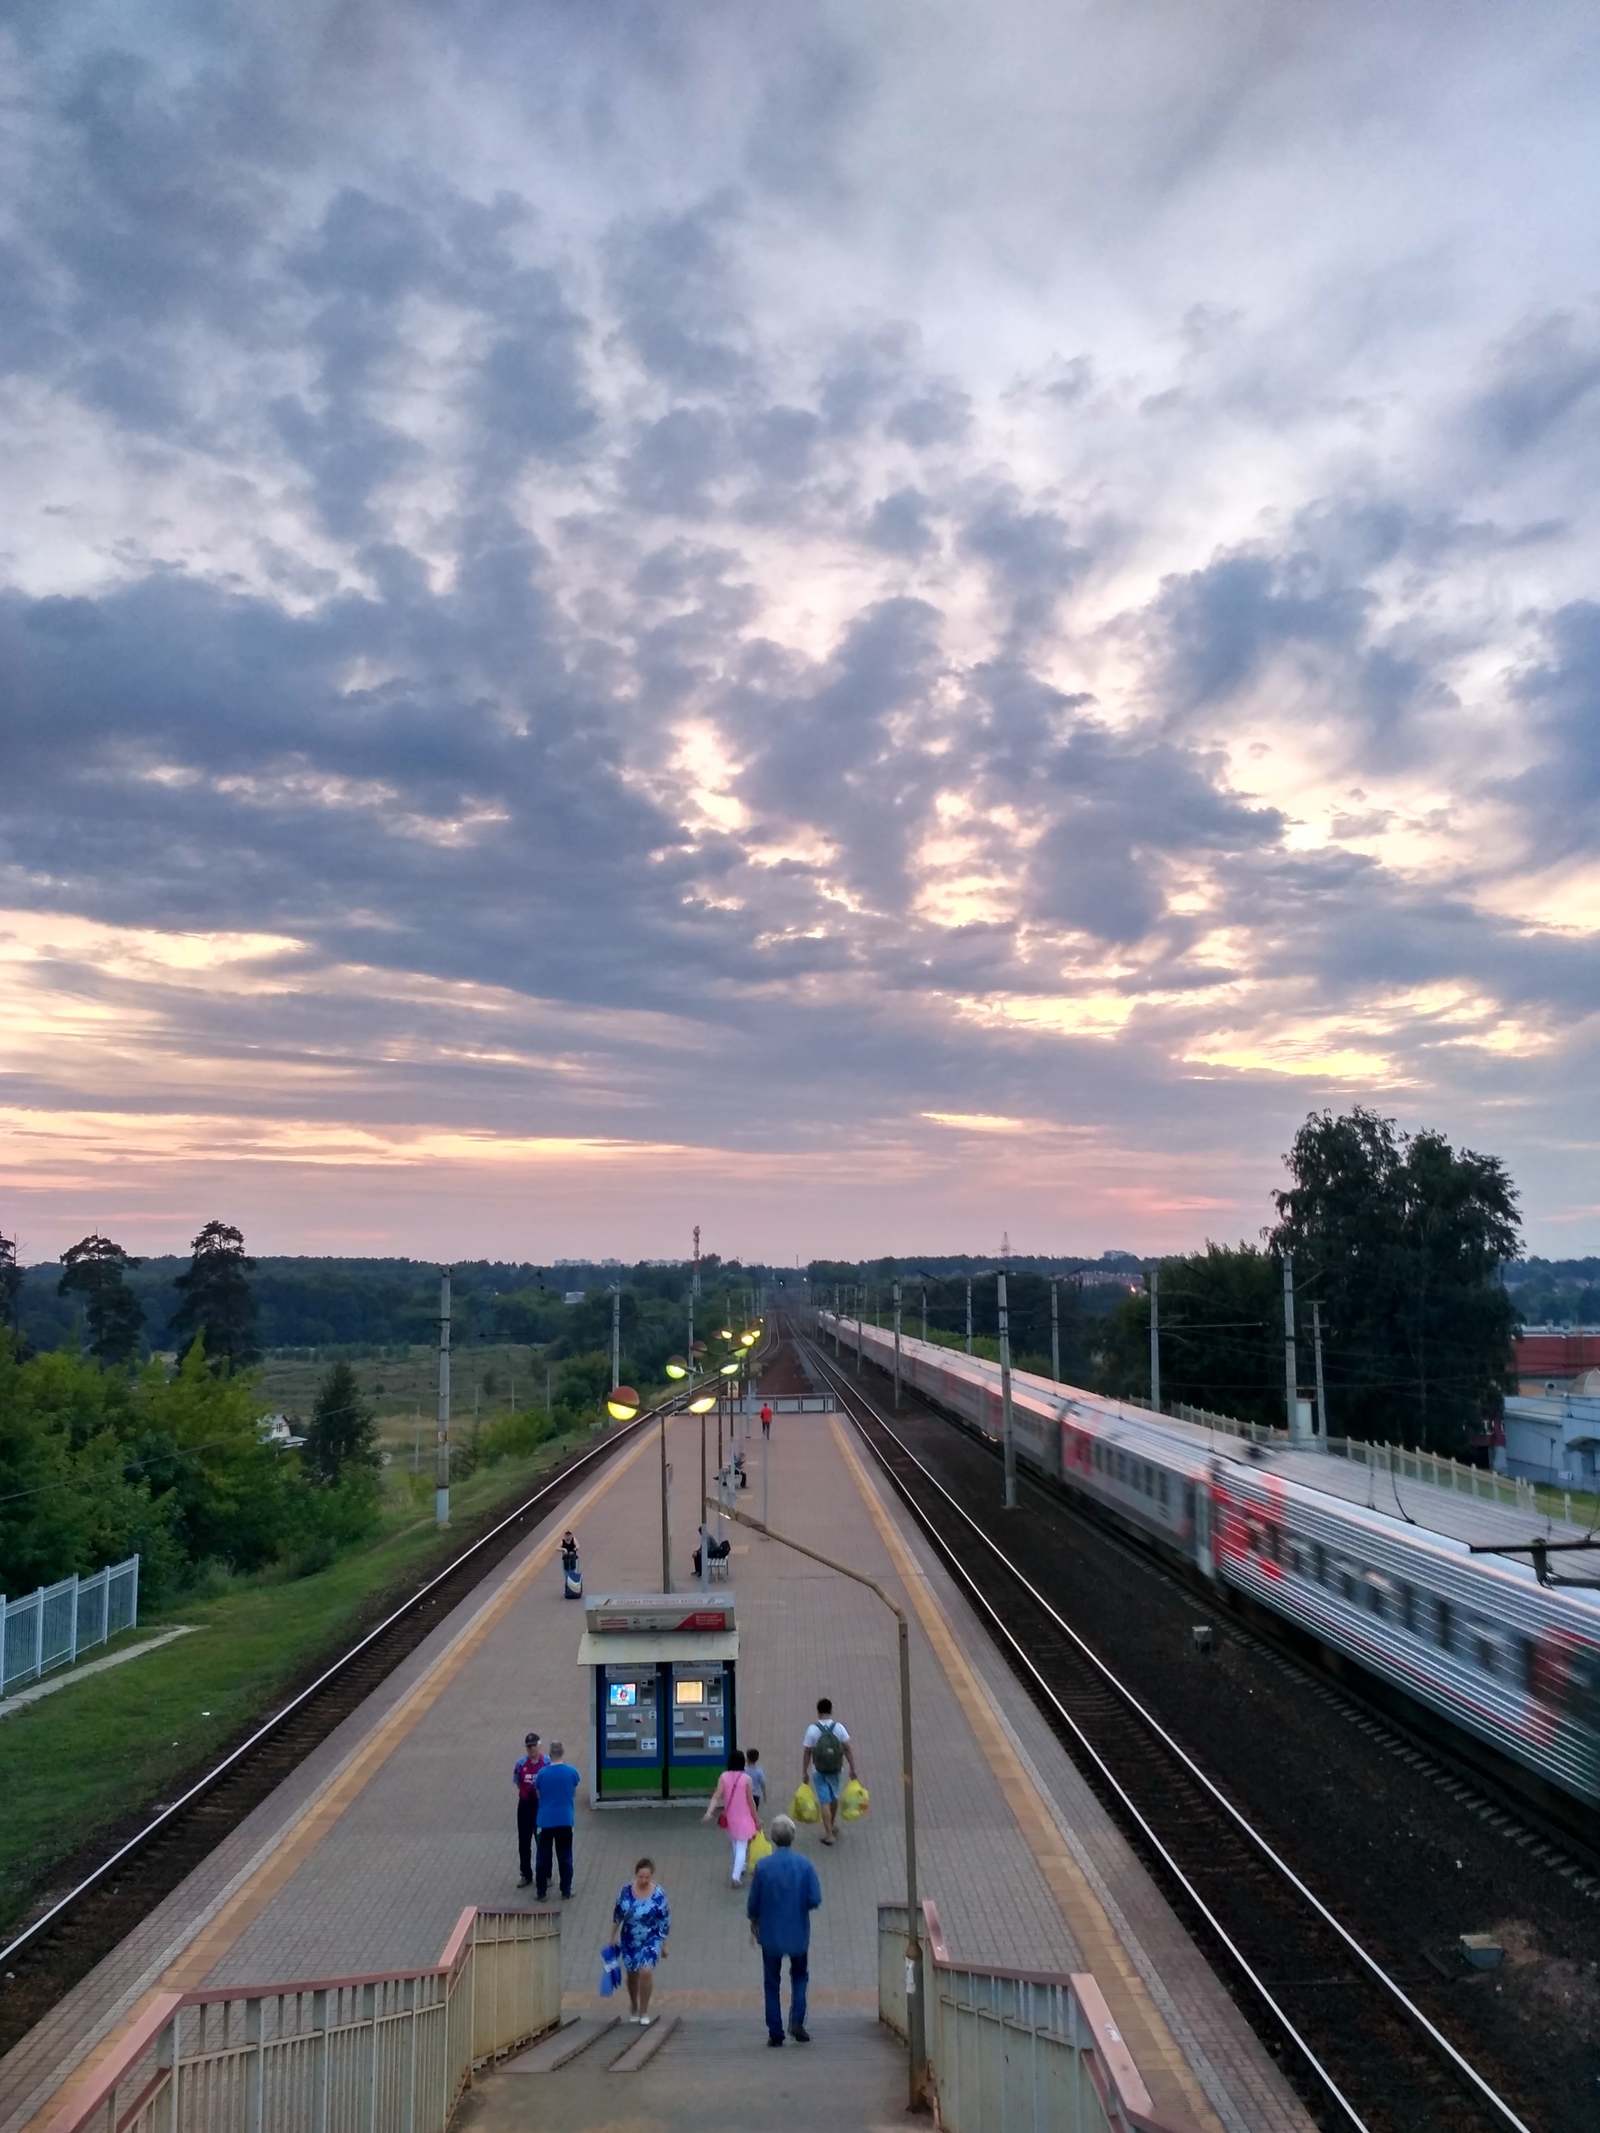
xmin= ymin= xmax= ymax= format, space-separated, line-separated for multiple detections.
xmin=0 ymin=1421 xmax=604 ymax=1931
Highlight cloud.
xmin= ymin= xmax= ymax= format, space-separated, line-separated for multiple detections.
xmin=2 ymin=1 xmax=1600 ymax=1257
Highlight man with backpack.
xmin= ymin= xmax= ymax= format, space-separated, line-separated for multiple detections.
xmin=800 ymin=1697 xmax=859 ymax=1847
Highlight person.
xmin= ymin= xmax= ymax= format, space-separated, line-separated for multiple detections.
xmin=746 ymin=1813 xmax=822 ymax=2046
xmin=512 ymin=1731 xmax=547 ymax=1887
xmin=702 ymin=1748 xmax=761 ymax=1884
xmin=760 ymin=1401 xmax=773 ymax=1438
xmin=801 ymin=1697 xmax=859 ymax=1847
xmin=612 ymin=1856 xmax=669 ymax=2025
xmin=560 ymin=1530 xmax=581 ymax=1598
xmin=744 ymin=1746 xmax=767 ymax=1811
xmin=533 ymin=1740 xmax=580 ymax=1899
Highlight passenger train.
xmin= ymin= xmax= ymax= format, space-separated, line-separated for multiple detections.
xmin=818 ymin=1315 xmax=1600 ymax=1823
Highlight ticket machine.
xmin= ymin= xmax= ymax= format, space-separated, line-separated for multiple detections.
xmin=578 ymin=1592 xmax=738 ymax=1804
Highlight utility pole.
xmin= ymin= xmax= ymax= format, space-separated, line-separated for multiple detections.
xmin=611 ymin=1283 xmax=621 ymax=1395
xmin=1283 ymin=1254 xmax=1299 ymax=1443
xmin=893 ymin=1280 xmax=903 ymax=1408
xmin=965 ymin=1276 xmax=973 ymax=1355
xmin=660 ymin=1402 xmax=673 ymax=1591
xmin=1312 ymin=1299 xmax=1328 ymax=1448
xmin=1149 ymin=1263 xmax=1161 ymax=1412
xmin=857 ymin=1286 xmax=864 ymax=1376
xmin=998 ymin=1271 xmax=1016 ymax=1509
xmin=921 ymin=1285 xmax=927 ymax=1343
xmin=435 ymin=1269 xmax=451 ymax=1527
xmin=1050 ymin=1278 xmax=1060 ymax=1383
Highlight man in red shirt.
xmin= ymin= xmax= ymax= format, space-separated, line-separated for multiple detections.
xmin=760 ymin=1402 xmax=773 ymax=1438
xmin=513 ymin=1731 xmax=547 ymax=1887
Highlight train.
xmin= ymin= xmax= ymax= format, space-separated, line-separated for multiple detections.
xmin=818 ymin=1315 xmax=1600 ymax=1821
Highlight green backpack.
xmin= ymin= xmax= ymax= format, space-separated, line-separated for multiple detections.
xmin=811 ymin=1720 xmax=845 ymax=1777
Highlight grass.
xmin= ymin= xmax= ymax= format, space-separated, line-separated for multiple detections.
xmin=0 ymin=1421 xmax=606 ymax=1931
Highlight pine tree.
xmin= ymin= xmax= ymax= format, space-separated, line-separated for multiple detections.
xmin=304 ymin=1359 xmax=378 ymax=1485
xmin=170 ymin=1221 xmax=259 ymax=1373
xmin=59 ymin=1235 xmax=146 ymax=1364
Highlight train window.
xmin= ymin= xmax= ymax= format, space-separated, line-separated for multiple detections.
xmin=1364 ymin=1576 xmax=1384 ymax=1618
xmin=1399 ymin=1585 xmax=1415 ymax=1634
xmin=1312 ymin=1543 xmax=1327 ymax=1584
xmin=1436 ymin=1598 xmax=1454 ymax=1653
xmin=1341 ymin=1569 xmax=1357 ymax=1604
xmin=1476 ymin=1634 xmax=1496 ymax=1677
xmin=1159 ymin=1472 xmax=1169 ymax=1508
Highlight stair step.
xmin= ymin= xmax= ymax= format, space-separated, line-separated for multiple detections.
xmin=504 ymin=2014 xmax=620 ymax=2072
xmin=610 ymin=2014 xmax=680 ymax=2070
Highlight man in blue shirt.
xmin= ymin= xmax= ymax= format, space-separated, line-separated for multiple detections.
xmin=533 ymin=1740 xmax=580 ymax=1899
xmin=746 ymin=1813 xmax=823 ymax=2044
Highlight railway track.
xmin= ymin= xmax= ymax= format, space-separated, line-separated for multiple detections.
xmin=794 ymin=1322 xmax=1538 ymax=2133
xmin=0 ymin=1407 xmax=659 ymax=2060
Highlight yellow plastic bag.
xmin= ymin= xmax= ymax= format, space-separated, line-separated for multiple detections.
xmin=791 ymin=1782 xmax=821 ymax=1823
xmin=747 ymin=1828 xmax=774 ymax=1866
xmin=840 ymin=1779 xmax=870 ymax=1821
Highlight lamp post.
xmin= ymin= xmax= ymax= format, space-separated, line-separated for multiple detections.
xmin=997 ymin=1269 xmax=1016 ymax=1509
xmin=1050 ymin=1277 xmax=1060 ymax=1384
xmin=710 ymin=1495 xmax=926 ymax=2109
xmin=965 ymin=1275 xmax=972 ymax=1356
xmin=435 ymin=1268 xmax=451 ymax=1528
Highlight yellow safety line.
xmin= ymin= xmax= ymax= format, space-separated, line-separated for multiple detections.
xmin=27 ymin=1428 xmax=656 ymax=2132
xmin=830 ymin=1416 xmax=1224 ymax=2133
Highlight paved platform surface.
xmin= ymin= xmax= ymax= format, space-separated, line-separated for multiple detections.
xmin=4 ymin=1383 xmax=1315 ymax=2133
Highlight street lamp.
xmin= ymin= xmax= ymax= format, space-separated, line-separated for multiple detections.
xmin=664 ymin=1354 xmax=689 ymax=1381
xmin=606 ymin=1386 xmax=640 ymax=1422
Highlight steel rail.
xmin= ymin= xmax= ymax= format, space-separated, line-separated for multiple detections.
xmin=798 ymin=1324 xmax=1534 ymax=2133
xmin=0 ymin=1384 xmax=685 ymax=1971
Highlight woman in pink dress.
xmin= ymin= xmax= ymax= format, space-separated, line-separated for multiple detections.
xmin=701 ymin=1749 xmax=761 ymax=1885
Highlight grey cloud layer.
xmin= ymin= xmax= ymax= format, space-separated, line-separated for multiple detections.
xmin=3 ymin=3 xmax=1600 ymax=1236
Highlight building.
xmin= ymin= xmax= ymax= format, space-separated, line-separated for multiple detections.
xmin=1498 ymin=1374 xmax=1600 ymax=1488
xmin=1513 ymin=1326 xmax=1600 ymax=1394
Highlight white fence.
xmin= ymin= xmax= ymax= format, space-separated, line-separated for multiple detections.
xmin=878 ymin=1903 xmax=1194 ymax=2133
xmin=44 ymin=1906 xmax=560 ymax=2133
xmin=1 ymin=1555 xmax=139 ymax=1696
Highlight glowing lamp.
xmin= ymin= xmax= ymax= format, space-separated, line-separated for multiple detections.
xmin=664 ymin=1355 xmax=689 ymax=1379
xmin=719 ymin=1360 xmax=740 ymax=1376
xmin=688 ymin=1393 xmax=716 ymax=1413
xmin=606 ymin=1386 xmax=640 ymax=1421
xmin=720 ymin=1327 xmax=734 ymax=1340
xmin=740 ymin=1331 xmax=757 ymax=1347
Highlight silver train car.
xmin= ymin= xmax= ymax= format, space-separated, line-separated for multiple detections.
xmin=821 ymin=1316 xmax=1600 ymax=1816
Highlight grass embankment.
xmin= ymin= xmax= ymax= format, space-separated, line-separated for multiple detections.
xmin=0 ymin=1423 xmax=609 ymax=1931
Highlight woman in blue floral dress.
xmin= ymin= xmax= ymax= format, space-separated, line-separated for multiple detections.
xmin=613 ymin=1857 xmax=670 ymax=2024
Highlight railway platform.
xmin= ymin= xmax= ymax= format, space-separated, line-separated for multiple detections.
xmin=3 ymin=1384 xmax=1315 ymax=2133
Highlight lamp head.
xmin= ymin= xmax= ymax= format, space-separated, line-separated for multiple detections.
xmin=664 ymin=1355 xmax=688 ymax=1379
xmin=605 ymin=1386 xmax=641 ymax=1421
xmin=688 ymin=1393 xmax=716 ymax=1413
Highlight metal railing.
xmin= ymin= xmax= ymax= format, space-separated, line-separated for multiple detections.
xmin=2 ymin=1555 xmax=139 ymax=1694
xmin=43 ymin=1906 xmax=560 ymax=2133
xmin=1163 ymin=1404 xmax=1552 ymax=1511
xmin=878 ymin=1902 xmax=1194 ymax=2133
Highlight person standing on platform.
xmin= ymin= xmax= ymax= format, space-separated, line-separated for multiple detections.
xmin=533 ymin=1740 xmax=580 ymax=1899
xmin=613 ymin=1857 xmax=669 ymax=2025
xmin=747 ymin=1814 xmax=822 ymax=2045
xmin=744 ymin=1746 xmax=767 ymax=1812
xmin=760 ymin=1401 xmax=773 ymax=1438
xmin=512 ymin=1731 xmax=547 ymax=1888
xmin=801 ymin=1697 xmax=859 ymax=1847
xmin=703 ymin=1748 xmax=761 ymax=1884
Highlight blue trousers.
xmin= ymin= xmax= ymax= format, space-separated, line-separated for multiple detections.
xmin=762 ymin=1948 xmax=808 ymax=2039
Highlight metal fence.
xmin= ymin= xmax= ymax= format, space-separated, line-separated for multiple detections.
xmin=878 ymin=1903 xmax=1194 ymax=2133
xmin=2 ymin=1555 xmax=139 ymax=1695
xmin=44 ymin=1906 xmax=560 ymax=2133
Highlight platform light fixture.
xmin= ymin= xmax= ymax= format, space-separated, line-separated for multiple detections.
xmin=719 ymin=1358 xmax=741 ymax=1376
xmin=606 ymin=1385 xmax=641 ymax=1421
xmin=687 ymin=1392 xmax=716 ymax=1413
xmin=664 ymin=1354 xmax=689 ymax=1380
xmin=739 ymin=1330 xmax=758 ymax=1347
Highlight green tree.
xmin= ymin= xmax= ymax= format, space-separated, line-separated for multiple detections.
xmin=1269 ymin=1107 xmax=1521 ymax=1452
xmin=59 ymin=1235 xmax=146 ymax=1365
xmin=170 ymin=1221 xmax=259 ymax=1373
xmin=303 ymin=1360 xmax=378 ymax=1485
xmin=0 ymin=1231 xmax=20 ymax=1344
xmin=1096 ymin=1246 xmax=1283 ymax=1425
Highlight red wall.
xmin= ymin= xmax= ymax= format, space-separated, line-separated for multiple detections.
xmin=1515 ymin=1333 xmax=1600 ymax=1376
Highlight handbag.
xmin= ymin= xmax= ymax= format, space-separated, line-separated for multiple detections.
xmin=600 ymin=1943 xmax=622 ymax=1996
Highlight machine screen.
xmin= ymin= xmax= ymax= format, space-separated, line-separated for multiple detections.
xmin=609 ymin=1683 xmax=637 ymax=1708
xmin=674 ymin=1679 xmax=705 ymax=1704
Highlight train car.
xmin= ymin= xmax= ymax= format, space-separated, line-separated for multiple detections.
xmin=820 ymin=1314 xmax=1600 ymax=1816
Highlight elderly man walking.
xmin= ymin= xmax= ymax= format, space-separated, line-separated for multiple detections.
xmin=745 ymin=1813 xmax=822 ymax=2045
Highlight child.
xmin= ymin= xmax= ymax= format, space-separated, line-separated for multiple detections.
xmin=744 ymin=1746 xmax=767 ymax=1812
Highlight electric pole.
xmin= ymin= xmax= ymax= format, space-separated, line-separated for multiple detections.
xmin=965 ymin=1276 xmax=972 ymax=1355
xmin=892 ymin=1279 xmax=902 ymax=1409
xmin=435 ymin=1268 xmax=451 ymax=1527
xmin=611 ymin=1282 xmax=621 ymax=1394
xmin=1283 ymin=1254 xmax=1299 ymax=1442
xmin=1050 ymin=1278 xmax=1060 ymax=1383
xmin=1312 ymin=1298 xmax=1328 ymax=1448
xmin=998 ymin=1271 xmax=1016 ymax=1509
xmin=1149 ymin=1262 xmax=1161 ymax=1413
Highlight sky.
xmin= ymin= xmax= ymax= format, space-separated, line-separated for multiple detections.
xmin=3 ymin=0 xmax=1600 ymax=1266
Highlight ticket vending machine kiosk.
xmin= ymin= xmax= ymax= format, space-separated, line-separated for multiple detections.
xmin=578 ymin=1592 xmax=739 ymax=1804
